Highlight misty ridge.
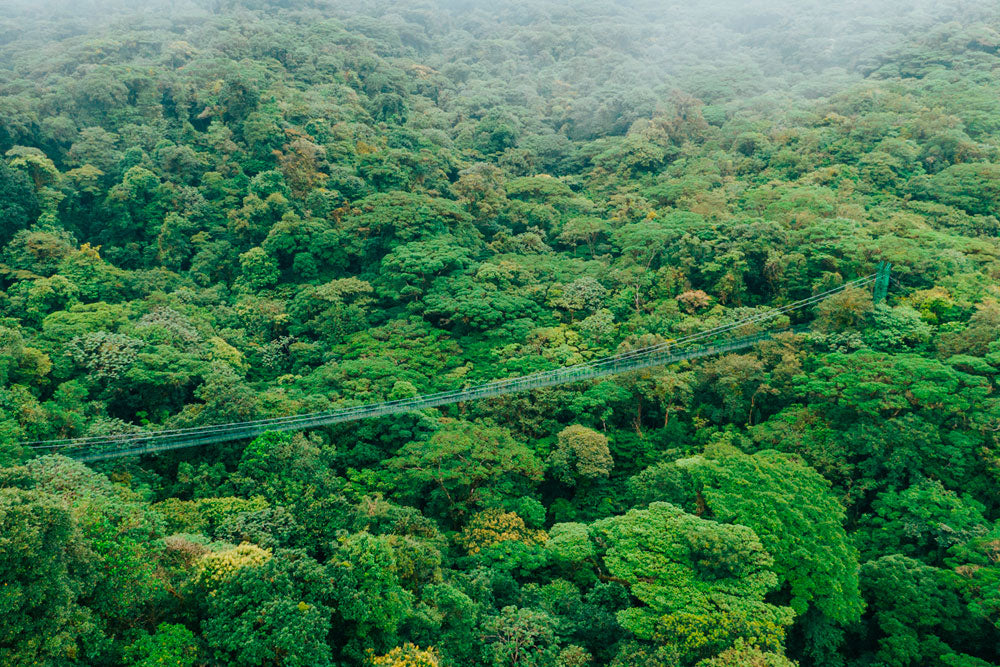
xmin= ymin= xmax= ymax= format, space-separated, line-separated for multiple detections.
xmin=2 ymin=0 xmax=999 ymax=144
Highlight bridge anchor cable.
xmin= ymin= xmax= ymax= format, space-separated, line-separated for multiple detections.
xmin=24 ymin=274 xmax=879 ymax=461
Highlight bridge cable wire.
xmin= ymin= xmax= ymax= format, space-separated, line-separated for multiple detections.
xmin=25 ymin=275 xmax=874 ymax=452
xmin=23 ymin=275 xmax=875 ymax=459
xmin=26 ymin=276 xmax=871 ymax=449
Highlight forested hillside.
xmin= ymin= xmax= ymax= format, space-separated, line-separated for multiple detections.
xmin=1 ymin=1 xmax=999 ymax=665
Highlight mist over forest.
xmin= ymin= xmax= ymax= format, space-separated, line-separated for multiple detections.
xmin=1 ymin=1 xmax=999 ymax=666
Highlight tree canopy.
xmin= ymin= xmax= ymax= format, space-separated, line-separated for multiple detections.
xmin=1 ymin=0 xmax=999 ymax=665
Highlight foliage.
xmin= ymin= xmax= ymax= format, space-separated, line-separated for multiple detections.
xmin=0 ymin=487 xmax=99 ymax=665
xmin=457 ymin=508 xmax=548 ymax=556
xmin=388 ymin=421 xmax=544 ymax=520
xmin=194 ymin=542 xmax=272 ymax=590
xmin=1 ymin=1 xmax=999 ymax=665
xmin=202 ymin=550 xmax=335 ymax=666
xmin=591 ymin=502 xmax=795 ymax=664
xmin=549 ymin=425 xmax=613 ymax=484
xmin=369 ymin=643 xmax=441 ymax=667
xmin=122 ymin=623 xmax=199 ymax=667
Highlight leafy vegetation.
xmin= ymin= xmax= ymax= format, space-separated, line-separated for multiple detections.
xmin=1 ymin=0 xmax=999 ymax=665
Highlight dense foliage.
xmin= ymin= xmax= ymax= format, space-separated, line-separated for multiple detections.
xmin=1 ymin=0 xmax=999 ymax=665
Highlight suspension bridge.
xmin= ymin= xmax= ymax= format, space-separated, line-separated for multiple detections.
xmin=23 ymin=266 xmax=890 ymax=462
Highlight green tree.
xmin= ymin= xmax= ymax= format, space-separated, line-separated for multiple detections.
xmin=328 ymin=532 xmax=415 ymax=661
xmin=0 ymin=157 xmax=40 ymax=245
xmin=549 ymin=425 xmax=613 ymax=484
xmin=388 ymin=421 xmax=544 ymax=520
xmin=341 ymin=192 xmax=477 ymax=266
xmin=483 ymin=606 xmax=558 ymax=667
xmin=757 ymin=352 xmax=994 ymax=508
xmin=238 ymin=246 xmax=280 ymax=290
xmin=856 ymin=480 xmax=989 ymax=566
xmin=0 ymin=487 xmax=100 ymax=666
xmin=231 ymin=432 xmax=347 ymax=554
xmin=232 ymin=432 xmax=340 ymax=506
xmin=25 ymin=456 xmax=166 ymax=630
xmin=856 ymin=555 xmax=969 ymax=667
xmin=123 ymin=623 xmax=199 ymax=667
xmin=681 ymin=449 xmax=863 ymax=622
xmin=377 ymin=236 xmax=476 ymax=303
xmin=203 ymin=550 xmax=335 ymax=667
xmin=586 ymin=503 xmax=795 ymax=664
xmin=911 ymin=162 xmax=1000 ymax=216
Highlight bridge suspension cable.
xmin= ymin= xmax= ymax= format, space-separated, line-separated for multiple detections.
xmin=23 ymin=274 xmax=877 ymax=462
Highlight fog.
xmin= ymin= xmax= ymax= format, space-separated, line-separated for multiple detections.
xmin=2 ymin=1 xmax=993 ymax=96
xmin=1 ymin=0 xmax=998 ymax=184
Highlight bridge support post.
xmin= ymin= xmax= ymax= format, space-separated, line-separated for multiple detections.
xmin=873 ymin=261 xmax=891 ymax=303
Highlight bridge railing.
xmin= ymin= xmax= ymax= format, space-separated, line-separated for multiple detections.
xmin=35 ymin=270 xmax=883 ymax=462
xmin=67 ymin=327 xmax=790 ymax=462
